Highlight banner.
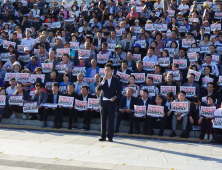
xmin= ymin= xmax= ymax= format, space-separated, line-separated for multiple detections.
xmin=179 ymin=25 xmax=186 ymax=33
xmin=165 ymin=69 xmax=180 ymax=81
xmin=213 ymin=117 xmax=222 ymax=129
xmin=19 ymin=54 xmax=30 ymax=62
xmin=135 ymin=40 xmax=146 ymax=48
xmin=75 ymin=99 xmax=87 ymax=111
xmin=188 ymin=18 xmax=199 ymax=24
xmin=145 ymin=24 xmax=153 ymax=31
xmin=87 ymin=98 xmax=99 ymax=110
xmin=99 ymin=68 xmax=105 ymax=77
xmin=147 ymin=74 xmax=162 ymax=84
xmin=171 ymin=102 xmax=189 ymax=112
xmin=17 ymin=73 xmax=30 ymax=83
xmin=136 ymin=6 xmax=143 ymax=13
xmin=78 ymin=49 xmax=91 ymax=59
xmin=45 ymin=81 xmax=56 ymax=91
xmin=42 ymin=103 xmax=58 ymax=108
xmin=4 ymin=73 xmax=17 ymax=82
xmin=8 ymin=95 xmax=23 ymax=106
xmin=3 ymin=40 xmax=16 ymax=49
xmin=17 ymin=45 xmax=29 ymax=53
xmin=0 ymin=52 xmax=10 ymax=61
xmin=132 ymin=54 xmax=141 ymax=61
xmin=187 ymin=52 xmax=197 ymax=62
xmin=70 ymin=42 xmax=79 ymax=50
xmin=147 ymin=105 xmax=164 ymax=117
xmin=164 ymin=48 xmax=176 ymax=57
xmin=23 ymin=102 xmax=38 ymax=113
xmin=51 ymin=21 xmax=61 ymax=28
xmin=42 ymin=63 xmax=53 ymax=73
xmin=97 ymin=54 xmax=108 ymax=64
xmin=211 ymin=24 xmax=221 ymax=31
xmin=143 ymin=61 xmax=155 ymax=71
xmin=153 ymin=24 xmax=167 ymax=31
xmin=30 ymin=74 xmax=45 ymax=84
xmin=55 ymin=63 xmax=67 ymax=74
xmin=173 ymin=59 xmax=187 ymax=69
xmin=187 ymin=69 xmax=201 ymax=81
xmin=161 ymin=86 xmax=176 ymax=96
xmin=107 ymin=43 xmax=116 ymax=52
xmin=199 ymin=46 xmax=210 ymax=54
xmin=131 ymin=73 xmax=145 ymax=83
xmin=134 ymin=105 xmax=146 ymax=117
xmin=59 ymin=86 xmax=67 ymax=94
xmin=202 ymin=77 xmax=214 ymax=88
xmin=134 ymin=26 xmax=141 ymax=33
xmin=72 ymin=66 xmax=86 ymax=76
xmin=167 ymin=10 xmax=175 ymax=17
xmin=201 ymin=106 xmax=216 ymax=118
xmin=187 ymin=47 xmax=200 ymax=53
xmin=182 ymin=39 xmax=195 ymax=48
xmin=180 ymin=86 xmax=196 ymax=97
xmin=158 ymin=57 xmax=170 ymax=67
xmin=0 ymin=95 xmax=6 ymax=106
xmin=116 ymin=71 xmax=130 ymax=84
xmin=58 ymin=96 xmax=74 ymax=108
xmin=83 ymin=78 xmax=94 ymax=85
xmin=140 ymin=85 xmax=155 ymax=96
xmin=122 ymin=85 xmax=137 ymax=97
xmin=57 ymin=48 xmax=70 ymax=58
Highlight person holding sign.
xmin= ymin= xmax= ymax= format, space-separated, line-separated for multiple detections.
xmin=85 ymin=59 xmax=100 ymax=78
xmin=199 ymin=66 xmax=217 ymax=89
xmin=114 ymin=87 xmax=137 ymax=134
xmin=98 ymin=64 xmax=121 ymax=142
xmin=0 ymin=88 xmax=8 ymax=121
xmin=169 ymin=91 xmax=191 ymax=138
xmin=183 ymin=73 xmax=200 ymax=98
xmin=124 ymin=51 xmax=136 ymax=71
xmin=147 ymin=95 xmax=169 ymax=136
xmin=134 ymin=89 xmax=152 ymax=135
xmin=30 ymin=83 xmax=48 ymax=120
xmin=74 ymin=73 xmax=88 ymax=95
xmin=201 ymin=54 xmax=219 ymax=77
xmin=6 ymin=78 xmax=17 ymax=95
xmin=44 ymin=50 xmax=60 ymax=69
xmin=212 ymin=104 xmax=222 ymax=142
xmin=161 ymin=73 xmax=179 ymax=98
xmin=143 ymin=47 xmax=158 ymax=65
xmin=42 ymin=83 xmax=63 ymax=128
xmin=201 ymin=95 xmax=220 ymax=140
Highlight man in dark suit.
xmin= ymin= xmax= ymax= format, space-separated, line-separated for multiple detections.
xmin=93 ymin=30 xmax=107 ymax=53
xmin=188 ymin=96 xmax=207 ymax=139
xmin=114 ymin=87 xmax=137 ymax=134
xmin=76 ymin=85 xmax=96 ymax=131
xmin=195 ymin=27 xmax=205 ymax=41
xmin=42 ymin=83 xmax=63 ymax=128
xmin=119 ymin=61 xmax=132 ymax=75
xmin=98 ymin=64 xmax=122 ymax=142
xmin=124 ymin=51 xmax=136 ymax=71
xmin=30 ymin=83 xmax=48 ymax=120
xmin=135 ymin=89 xmax=152 ymax=134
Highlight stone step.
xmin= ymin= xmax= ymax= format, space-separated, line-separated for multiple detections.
xmin=1 ymin=118 xmax=201 ymax=138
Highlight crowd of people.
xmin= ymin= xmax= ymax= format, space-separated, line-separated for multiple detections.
xmin=0 ymin=0 xmax=222 ymax=142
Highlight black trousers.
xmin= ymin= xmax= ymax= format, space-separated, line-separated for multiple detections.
xmin=100 ymin=100 xmax=117 ymax=139
xmin=43 ymin=108 xmax=62 ymax=124
xmin=147 ymin=116 xmax=167 ymax=134
xmin=115 ymin=111 xmax=134 ymax=130
xmin=135 ymin=117 xmax=147 ymax=131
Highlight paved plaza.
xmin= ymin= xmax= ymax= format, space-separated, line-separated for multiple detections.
xmin=0 ymin=129 xmax=221 ymax=170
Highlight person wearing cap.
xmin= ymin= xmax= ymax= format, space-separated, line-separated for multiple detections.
xmin=52 ymin=36 xmax=64 ymax=53
xmin=31 ymin=3 xmax=40 ymax=17
xmin=189 ymin=1 xmax=202 ymax=15
xmin=178 ymin=0 xmax=189 ymax=16
xmin=3 ymin=54 xmax=18 ymax=72
xmin=14 ymin=9 xmax=23 ymax=23
xmin=11 ymin=61 xmax=21 ymax=73
xmin=132 ymin=43 xmax=144 ymax=59
xmin=113 ymin=44 xmax=126 ymax=62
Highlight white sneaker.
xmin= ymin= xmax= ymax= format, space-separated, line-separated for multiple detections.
xmin=209 ymin=134 xmax=213 ymax=140
xmin=204 ymin=134 xmax=208 ymax=140
xmin=23 ymin=115 xmax=26 ymax=120
xmin=10 ymin=113 xmax=16 ymax=119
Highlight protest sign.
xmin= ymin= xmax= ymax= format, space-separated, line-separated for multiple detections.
xmin=201 ymin=106 xmax=216 ymax=118
xmin=30 ymin=74 xmax=45 ymax=84
xmin=140 ymin=85 xmax=155 ymax=96
xmin=78 ymin=49 xmax=90 ymax=59
xmin=116 ymin=30 xmax=122 ymax=37
xmin=116 ymin=71 xmax=130 ymax=84
xmin=161 ymin=86 xmax=176 ymax=96
xmin=97 ymin=54 xmax=108 ymax=64
xmin=23 ymin=101 xmax=38 ymax=113
xmin=180 ymin=86 xmax=196 ymax=97
xmin=165 ymin=69 xmax=180 ymax=81
xmin=34 ymin=49 xmax=40 ymax=55
xmin=75 ymin=99 xmax=87 ymax=111
xmin=3 ymin=40 xmax=16 ymax=49
xmin=19 ymin=54 xmax=30 ymax=62
xmin=143 ymin=61 xmax=155 ymax=71
xmin=87 ymin=98 xmax=99 ymax=110
xmin=42 ymin=63 xmax=53 ymax=73
xmin=179 ymin=26 xmax=187 ymax=33
xmin=173 ymin=59 xmax=187 ymax=69
xmin=0 ymin=95 xmax=6 ymax=106
xmin=187 ymin=69 xmax=201 ymax=81
xmin=58 ymin=96 xmax=74 ymax=108
xmin=167 ymin=10 xmax=175 ymax=17
xmin=17 ymin=45 xmax=29 ymax=53
xmin=171 ymin=102 xmax=189 ymax=112
xmin=110 ymin=57 xmax=121 ymax=66
xmin=59 ymin=86 xmax=67 ymax=94
xmin=187 ymin=52 xmax=197 ymax=62
xmin=147 ymin=105 xmax=164 ymax=117
xmin=45 ymin=81 xmax=56 ymax=91
xmin=202 ymin=77 xmax=214 ymax=88
xmin=135 ymin=40 xmax=146 ymax=48
xmin=153 ymin=24 xmax=167 ymax=31
xmin=136 ymin=6 xmax=143 ymax=13
xmin=212 ymin=55 xmax=220 ymax=64
xmin=70 ymin=42 xmax=79 ymax=50
xmin=0 ymin=52 xmax=10 ymax=61
xmin=51 ymin=21 xmax=61 ymax=28
xmin=164 ymin=48 xmax=176 ymax=57
xmin=131 ymin=73 xmax=145 ymax=83
xmin=122 ymin=86 xmax=138 ymax=97
xmin=158 ymin=57 xmax=170 ymax=67
xmin=132 ymin=54 xmax=141 ymax=62
xmin=199 ymin=46 xmax=210 ymax=54
xmin=99 ymin=68 xmax=105 ymax=77
xmin=211 ymin=24 xmax=221 ymax=31
xmin=218 ymin=76 xmax=222 ymax=86
xmin=43 ymin=103 xmax=58 ymax=108
xmin=134 ymin=105 xmax=146 ymax=117
xmin=182 ymin=39 xmax=195 ymax=48
xmin=4 ymin=73 xmax=17 ymax=82
xmin=213 ymin=117 xmax=222 ymax=129
xmin=42 ymin=23 xmax=51 ymax=29
xmin=72 ymin=66 xmax=86 ymax=76
xmin=55 ymin=64 xmax=67 ymax=74
xmin=17 ymin=73 xmax=30 ymax=83
xmin=107 ymin=43 xmax=116 ymax=52
xmin=147 ymin=74 xmax=162 ymax=84
xmin=83 ymin=78 xmax=94 ymax=85
xmin=57 ymin=48 xmax=70 ymax=58
xmin=134 ymin=26 xmax=141 ymax=33
xmin=145 ymin=24 xmax=153 ymax=31
xmin=187 ymin=47 xmax=200 ymax=53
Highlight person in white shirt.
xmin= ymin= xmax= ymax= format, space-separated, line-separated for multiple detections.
xmin=31 ymin=4 xmax=40 ymax=17
xmin=178 ymin=0 xmax=189 ymax=15
xmin=21 ymin=30 xmax=36 ymax=51
xmin=143 ymin=47 xmax=158 ymax=64
xmin=154 ymin=0 xmax=163 ymax=10
xmin=6 ymin=78 xmax=17 ymax=95
xmin=3 ymin=54 xmax=18 ymax=72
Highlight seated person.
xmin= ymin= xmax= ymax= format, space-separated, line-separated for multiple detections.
xmin=161 ymin=73 xmax=179 ymax=98
xmin=212 ymin=104 xmax=222 ymax=142
xmin=134 ymin=89 xmax=152 ymax=134
xmin=30 ymin=83 xmax=48 ymax=120
xmin=85 ymin=59 xmax=100 ymax=78
xmin=124 ymin=51 xmax=136 ymax=71
xmin=169 ymin=91 xmax=191 ymax=138
xmin=75 ymin=85 xmax=95 ymax=131
xmin=0 ymin=88 xmax=8 ymax=120
xmin=59 ymin=73 xmax=72 ymax=86
xmin=146 ymin=95 xmax=168 ymax=136
xmin=42 ymin=83 xmax=63 ymax=128
xmin=132 ymin=61 xmax=148 ymax=85
xmin=119 ymin=60 xmax=132 ymax=75
xmin=6 ymin=78 xmax=17 ymax=96
xmin=74 ymin=73 xmax=88 ymax=95
xmin=144 ymin=77 xmax=159 ymax=98
xmin=24 ymin=56 xmax=42 ymax=73
xmin=114 ymin=87 xmax=137 ymax=134
xmin=89 ymin=74 xmax=101 ymax=95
